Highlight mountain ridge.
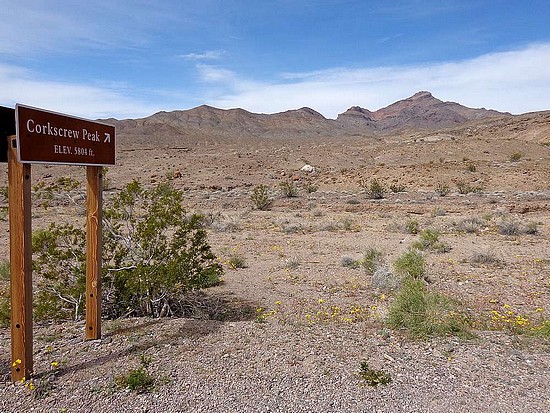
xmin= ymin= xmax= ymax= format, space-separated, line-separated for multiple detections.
xmin=107 ymin=91 xmax=530 ymax=143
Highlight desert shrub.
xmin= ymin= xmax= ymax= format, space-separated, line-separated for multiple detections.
xmin=209 ymin=214 xmax=242 ymax=233
xmin=531 ymin=321 xmax=550 ymax=339
xmin=509 ymin=152 xmax=523 ymax=162
xmin=279 ymin=181 xmax=298 ymax=198
xmin=361 ymin=178 xmax=385 ymax=199
xmin=387 ymin=277 xmax=471 ymax=339
xmin=358 ymin=361 xmax=392 ymax=386
xmin=0 ymin=207 xmax=7 ymax=221
xmin=435 ymin=182 xmax=450 ymax=197
xmin=362 ymin=247 xmax=385 ymax=275
xmin=393 ymin=249 xmax=425 ymax=279
xmin=405 ymin=219 xmax=420 ymax=234
xmin=302 ymin=181 xmax=318 ymax=193
xmin=0 ymin=260 xmax=9 ymax=280
xmin=371 ymin=266 xmax=400 ymax=292
xmin=116 ymin=355 xmax=155 ymax=393
xmin=497 ymin=219 xmax=520 ymax=236
xmin=470 ymin=251 xmax=501 ymax=266
xmin=227 ymin=254 xmax=247 ymax=269
xmin=465 ymin=162 xmax=477 ymax=172
xmin=389 ymin=182 xmax=406 ymax=193
xmin=341 ymin=256 xmax=360 ymax=268
xmin=0 ymin=287 xmax=10 ymax=327
xmin=33 ymin=176 xmax=83 ymax=209
xmin=102 ymin=180 xmax=222 ymax=318
xmin=456 ymin=179 xmax=479 ymax=195
xmin=457 ymin=217 xmax=485 ymax=233
xmin=412 ymin=229 xmax=450 ymax=253
xmin=524 ymin=222 xmax=539 ymax=235
xmin=32 ymin=180 xmax=222 ymax=321
xmin=33 ymin=223 xmax=87 ymax=321
xmin=283 ymin=256 xmax=301 ymax=270
xmin=250 ymin=184 xmax=272 ymax=210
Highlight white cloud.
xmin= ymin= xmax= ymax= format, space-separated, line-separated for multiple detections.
xmin=179 ymin=51 xmax=225 ymax=61
xmin=0 ymin=64 xmax=159 ymax=119
xmin=202 ymin=43 xmax=550 ymax=118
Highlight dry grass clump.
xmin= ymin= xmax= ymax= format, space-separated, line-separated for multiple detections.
xmin=469 ymin=250 xmax=502 ymax=266
xmin=456 ymin=216 xmax=486 ymax=233
xmin=387 ymin=277 xmax=472 ymax=340
xmin=496 ymin=217 xmax=540 ymax=236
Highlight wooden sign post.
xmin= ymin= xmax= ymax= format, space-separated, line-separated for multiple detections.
xmin=3 ymin=104 xmax=115 ymax=382
xmin=85 ymin=166 xmax=103 ymax=340
xmin=8 ymin=136 xmax=33 ymax=382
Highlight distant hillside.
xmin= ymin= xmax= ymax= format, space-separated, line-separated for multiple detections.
xmin=336 ymin=91 xmax=508 ymax=131
xmin=104 ymin=91 xmax=534 ymax=147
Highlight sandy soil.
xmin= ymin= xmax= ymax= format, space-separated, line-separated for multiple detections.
xmin=0 ymin=121 xmax=549 ymax=412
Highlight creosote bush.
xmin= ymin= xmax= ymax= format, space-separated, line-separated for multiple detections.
xmin=456 ymin=179 xmax=480 ymax=195
xmin=361 ymin=178 xmax=385 ymax=199
xmin=389 ymin=182 xmax=406 ymax=193
xmin=435 ymin=182 xmax=450 ymax=197
xmin=33 ymin=224 xmax=87 ymax=320
xmin=250 ymin=184 xmax=272 ymax=210
xmin=32 ymin=180 xmax=222 ymax=321
xmin=279 ymin=180 xmax=298 ymax=198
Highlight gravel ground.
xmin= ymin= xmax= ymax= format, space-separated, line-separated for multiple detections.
xmin=1 ymin=318 xmax=549 ymax=413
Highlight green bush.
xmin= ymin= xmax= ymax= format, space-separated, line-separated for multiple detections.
xmin=116 ymin=355 xmax=155 ymax=393
xmin=250 ymin=184 xmax=272 ymax=210
xmin=361 ymin=178 xmax=385 ymax=199
xmin=33 ymin=176 xmax=83 ymax=209
xmin=435 ymin=182 xmax=450 ymax=197
xmin=358 ymin=361 xmax=392 ymax=386
xmin=279 ymin=181 xmax=298 ymax=198
xmin=32 ymin=180 xmax=222 ymax=321
xmin=412 ymin=229 xmax=450 ymax=253
xmin=362 ymin=248 xmax=385 ymax=275
xmin=33 ymin=224 xmax=87 ymax=321
xmin=456 ymin=179 xmax=480 ymax=195
xmin=531 ymin=320 xmax=550 ymax=339
xmin=509 ymin=152 xmax=523 ymax=162
xmin=0 ymin=287 xmax=10 ymax=327
xmin=405 ymin=219 xmax=420 ymax=234
xmin=393 ymin=250 xmax=425 ymax=279
xmin=227 ymin=254 xmax=247 ymax=269
xmin=387 ymin=277 xmax=471 ymax=339
xmin=389 ymin=182 xmax=406 ymax=193
xmin=102 ymin=180 xmax=222 ymax=318
xmin=0 ymin=260 xmax=9 ymax=280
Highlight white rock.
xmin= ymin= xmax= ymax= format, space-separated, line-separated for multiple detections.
xmin=300 ymin=164 xmax=316 ymax=173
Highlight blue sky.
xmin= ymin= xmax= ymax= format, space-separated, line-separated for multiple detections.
xmin=1 ymin=0 xmax=549 ymax=119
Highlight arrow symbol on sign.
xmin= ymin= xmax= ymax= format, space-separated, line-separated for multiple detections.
xmin=104 ymin=133 xmax=111 ymax=143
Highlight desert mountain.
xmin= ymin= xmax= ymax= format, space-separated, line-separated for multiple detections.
xmin=336 ymin=91 xmax=507 ymax=131
xmin=108 ymin=91 xmax=520 ymax=146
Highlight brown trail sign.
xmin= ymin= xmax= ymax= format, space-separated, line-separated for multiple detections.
xmin=2 ymin=104 xmax=115 ymax=382
xmin=16 ymin=104 xmax=115 ymax=166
